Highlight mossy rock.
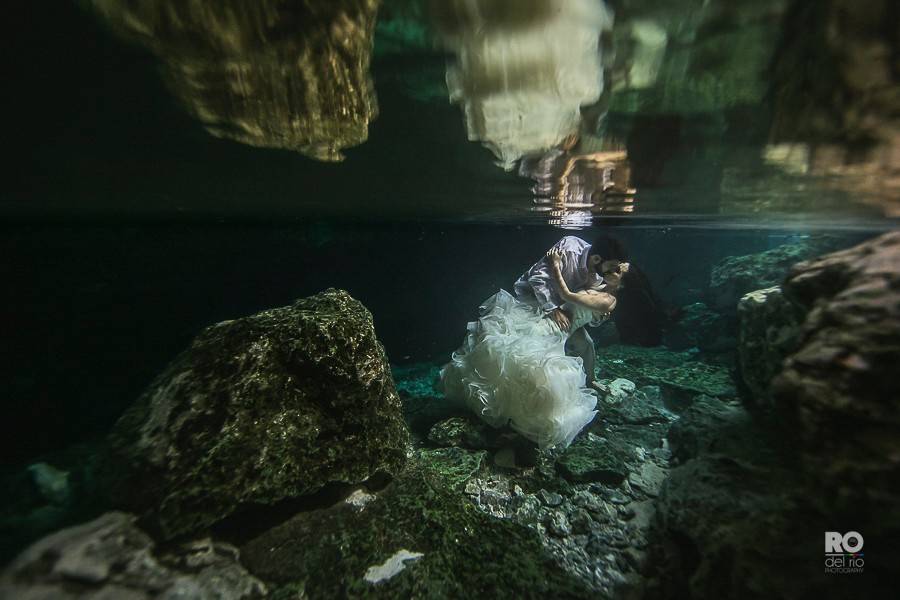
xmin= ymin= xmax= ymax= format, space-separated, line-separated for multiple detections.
xmin=427 ymin=416 xmax=501 ymax=450
xmin=241 ymin=448 xmax=594 ymax=599
xmin=556 ymin=433 xmax=634 ymax=485
xmin=107 ymin=289 xmax=409 ymax=540
xmin=596 ymin=345 xmax=735 ymax=398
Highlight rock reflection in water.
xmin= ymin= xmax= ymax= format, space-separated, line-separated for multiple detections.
xmin=521 ymin=134 xmax=636 ymax=229
xmin=432 ymin=0 xmax=612 ymax=170
xmin=89 ymin=0 xmax=380 ymax=161
xmin=769 ymin=0 xmax=899 ymax=215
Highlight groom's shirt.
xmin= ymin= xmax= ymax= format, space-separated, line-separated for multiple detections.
xmin=514 ymin=236 xmax=601 ymax=313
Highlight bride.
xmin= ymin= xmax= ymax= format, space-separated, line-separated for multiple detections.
xmin=441 ymin=249 xmax=628 ymax=449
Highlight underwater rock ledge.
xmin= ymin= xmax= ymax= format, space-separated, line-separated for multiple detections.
xmin=105 ymin=288 xmax=408 ymax=540
xmin=647 ymin=232 xmax=900 ymax=599
xmin=0 ymin=512 xmax=267 ymax=599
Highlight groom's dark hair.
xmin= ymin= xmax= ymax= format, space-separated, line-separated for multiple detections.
xmin=589 ymin=236 xmax=628 ymax=261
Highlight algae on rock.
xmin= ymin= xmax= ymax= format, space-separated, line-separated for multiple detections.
xmin=107 ymin=289 xmax=408 ymax=540
xmin=0 ymin=512 xmax=267 ymax=599
xmin=240 ymin=447 xmax=594 ymax=599
xmin=596 ymin=345 xmax=735 ymax=398
xmin=736 ymin=286 xmax=803 ymax=406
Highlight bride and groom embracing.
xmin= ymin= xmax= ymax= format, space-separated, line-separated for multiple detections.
xmin=441 ymin=236 xmax=630 ymax=449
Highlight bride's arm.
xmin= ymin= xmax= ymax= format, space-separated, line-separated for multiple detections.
xmin=546 ymin=248 xmax=584 ymax=304
xmin=547 ymin=249 xmax=618 ymax=314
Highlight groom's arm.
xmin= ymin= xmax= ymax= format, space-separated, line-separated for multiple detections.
xmin=528 ymin=239 xmax=580 ymax=312
xmin=527 ymin=260 xmax=561 ymax=313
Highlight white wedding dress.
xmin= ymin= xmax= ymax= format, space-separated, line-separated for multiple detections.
xmin=441 ymin=290 xmax=600 ymax=449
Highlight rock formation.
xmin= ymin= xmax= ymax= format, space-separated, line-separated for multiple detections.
xmin=239 ymin=449 xmax=598 ymax=598
xmin=0 ymin=512 xmax=267 ymax=599
xmin=775 ymin=232 xmax=900 ymax=525
xmin=107 ymin=289 xmax=408 ymax=539
xmin=89 ymin=0 xmax=381 ymax=161
xmin=708 ymin=241 xmax=822 ymax=312
xmin=648 ymin=233 xmax=900 ymax=598
xmin=736 ymin=286 xmax=804 ymax=406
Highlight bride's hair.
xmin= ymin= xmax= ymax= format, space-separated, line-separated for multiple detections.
xmin=590 ymin=235 xmax=628 ymax=261
xmin=587 ymin=280 xmax=620 ymax=294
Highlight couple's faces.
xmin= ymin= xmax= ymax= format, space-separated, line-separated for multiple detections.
xmin=589 ymin=255 xmax=624 ymax=277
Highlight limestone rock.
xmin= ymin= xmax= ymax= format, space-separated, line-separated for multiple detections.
xmin=608 ymin=378 xmax=636 ymax=401
xmin=774 ymin=232 xmax=900 ymax=524
xmin=427 ymin=416 xmax=498 ymax=449
xmin=651 ymin=456 xmax=812 ymax=600
xmin=0 ymin=512 xmax=267 ymax=599
xmin=107 ymin=289 xmax=408 ymax=539
xmin=600 ymin=385 xmax=676 ymax=426
xmin=770 ymin=0 xmax=899 ymax=215
xmin=708 ymin=241 xmax=819 ymax=312
xmin=556 ymin=433 xmax=635 ymax=484
xmin=648 ymin=234 xmax=900 ymax=600
xmin=666 ymin=396 xmax=758 ymax=463
xmin=736 ymin=286 xmax=803 ymax=406
xmin=239 ymin=448 xmax=594 ymax=598
xmin=596 ymin=345 xmax=735 ymax=398
xmin=27 ymin=463 xmax=70 ymax=506
xmin=663 ymin=302 xmax=732 ymax=352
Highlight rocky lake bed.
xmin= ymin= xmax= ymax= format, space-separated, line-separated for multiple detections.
xmin=2 ymin=234 xmax=898 ymax=599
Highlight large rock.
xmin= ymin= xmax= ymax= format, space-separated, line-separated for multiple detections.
xmin=774 ymin=232 xmax=900 ymax=525
xmin=736 ymin=286 xmax=804 ymax=406
xmin=556 ymin=433 xmax=635 ymax=485
xmin=596 ymin=345 xmax=735 ymax=398
xmin=649 ymin=233 xmax=900 ymax=599
xmin=239 ymin=448 xmax=594 ymax=599
xmin=708 ymin=241 xmax=820 ymax=312
xmin=666 ymin=396 xmax=760 ymax=464
xmin=0 ymin=512 xmax=267 ymax=599
xmin=650 ymin=456 xmax=822 ymax=600
xmin=663 ymin=302 xmax=732 ymax=353
xmin=107 ymin=289 xmax=408 ymax=539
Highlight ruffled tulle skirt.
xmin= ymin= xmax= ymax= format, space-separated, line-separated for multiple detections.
xmin=441 ymin=290 xmax=597 ymax=448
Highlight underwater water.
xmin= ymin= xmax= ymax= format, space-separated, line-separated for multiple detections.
xmin=2 ymin=0 xmax=898 ymax=598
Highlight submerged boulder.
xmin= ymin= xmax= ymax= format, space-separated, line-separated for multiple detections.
xmin=650 ymin=233 xmax=900 ymax=599
xmin=427 ymin=416 xmax=500 ymax=450
xmin=239 ymin=448 xmax=594 ymax=599
xmin=736 ymin=286 xmax=804 ymax=406
xmin=663 ymin=302 xmax=732 ymax=353
xmin=666 ymin=396 xmax=759 ymax=464
xmin=774 ymin=232 xmax=900 ymax=524
xmin=596 ymin=345 xmax=735 ymax=398
xmin=556 ymin=433 xmax=635 ymax=485
xmin=708 ymin=241 xmax=817 ymax=312
xmin=650 ymin=456 xmax=814 ymax=600
xmin=107 ymin=289 xmax=408 ymax=539
xmin=0 ymin=512 xmax=267 ymax=599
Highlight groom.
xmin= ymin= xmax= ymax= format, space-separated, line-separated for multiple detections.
xmin=514 ymin=236 xmax=627 ymax=387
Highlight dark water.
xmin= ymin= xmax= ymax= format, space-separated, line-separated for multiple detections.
xmin=2 ymin=0 xmax=897 ymax=594
xmin=1 ymin=220 xmax=878 ymax=464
